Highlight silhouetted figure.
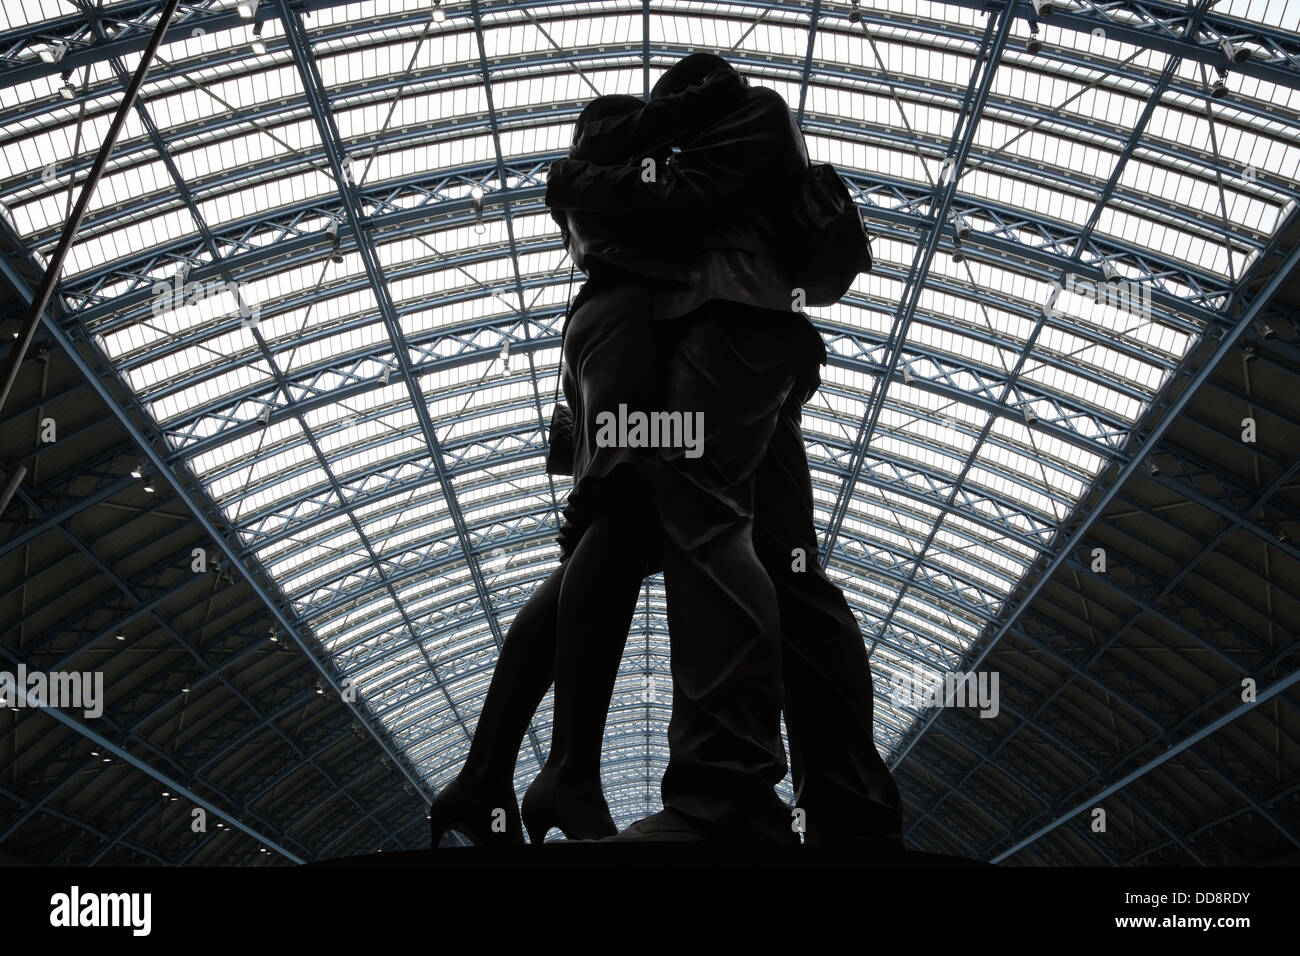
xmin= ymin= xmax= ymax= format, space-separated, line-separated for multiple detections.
xmin=546 ymin=53 xmax=901 ymax=843
xmin=430 ymin=93 xmax=686 ymax=845
xmin=431 ymin=58 xmax=902 ymax=848
xmin=521 ymin=95 xmax=678 ymax=842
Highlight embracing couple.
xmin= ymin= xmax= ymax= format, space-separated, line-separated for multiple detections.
xmin=429 ymin=53 xmax=902 ymax=846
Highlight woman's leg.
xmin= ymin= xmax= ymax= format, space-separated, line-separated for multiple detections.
xmin=521 ymin=276 xmax=666 ymax=840
xmin=460 ymin=564 xmax=565 ymax=784
xmin=523 ymin=474 xmax=654 ymax=840
xmin=430 ymin=565 xmax=564 ymax=845
xmin=553 ymin=475 xmax=654 ymax=783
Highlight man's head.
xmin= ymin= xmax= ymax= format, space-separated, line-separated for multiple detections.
xmin=650 ymin=52 xmax=736 ymax=99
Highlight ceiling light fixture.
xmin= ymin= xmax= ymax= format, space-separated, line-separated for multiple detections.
xmin=1210 ymin=66 xmax=1229 ymax=99
xmin=237 ymin=0 xmax=259 ymax=19
xmin=1220 ymin=40 xmax=1250 ymax=64
xmin=1026 ymin=24 xmax=1042 ymax=54
xmin=325 ymin=218 xmax=343 ymax=263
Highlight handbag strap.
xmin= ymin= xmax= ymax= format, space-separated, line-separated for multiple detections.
xmin=554 ymin=261 xmax=576 ymax=403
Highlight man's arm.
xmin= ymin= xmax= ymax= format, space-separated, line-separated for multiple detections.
xmin=546 ymin=88 xmax=799 ymax=218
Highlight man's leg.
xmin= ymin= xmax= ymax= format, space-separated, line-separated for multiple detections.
xmin=649 ymin=303 xmax=805 ymax=843
xmin=755 ymin=394 xmax=904 ymax=844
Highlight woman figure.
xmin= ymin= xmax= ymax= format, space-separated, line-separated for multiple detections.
xmin=428 ymin=90 xmax=702 ymax=844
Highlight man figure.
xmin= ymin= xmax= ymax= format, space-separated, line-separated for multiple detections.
xmin=546 ymin=53 xmax=901 ymax=844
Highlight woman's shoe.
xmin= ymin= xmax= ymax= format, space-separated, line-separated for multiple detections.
xmin=428 ymin=774 xmax=524 ymax=847
xmin=521 ymin=766 xmax=617 ymax=844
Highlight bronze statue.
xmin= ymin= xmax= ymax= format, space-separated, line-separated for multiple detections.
xmin=429 ymin=54 xmax=902 ymax=847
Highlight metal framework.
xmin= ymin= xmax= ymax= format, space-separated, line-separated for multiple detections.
xmin=1 ymin=0 xmax=1298 ymax=862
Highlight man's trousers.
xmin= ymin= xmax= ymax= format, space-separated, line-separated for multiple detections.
xmin=652 ymin=299 xmax=810 ymax=841
xmin=653 ymin=297 xmax=901 ymax=842
xmin=755 ymin=391 xmax=904 ymax=842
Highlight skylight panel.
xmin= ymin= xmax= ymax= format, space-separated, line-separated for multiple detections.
xmin=1 ymin=110 xmax=114 ymax=191
xmin=222 ymin=463 xmax=334 ymax=519
xmin=958 ymin=163 xmax=1095 ymax=229
xmin=196 ymin=166 xmax=335 ymax=228
xmin=972 ymin=115 xmax=1115 ymax=185
xmin=171 ymin=117 xmax=322 ymax=182
xmin=259 ymin=514 xmax=353 ymax=569
xmin=143 ymin=364 xmax=275 ymax=426
xmin=0 ymin=0 xmax=64 ymax=31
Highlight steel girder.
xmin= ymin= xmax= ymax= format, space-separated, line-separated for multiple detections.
xmin=121 ymin=270 xmax=1176 ymax=465
xmin=989 ymin=669 xmax=1300 ymax=862
xmin=887 ymin=18 xmax=1295 ymax=771
xmin=1 ymin=236 xmax=435 ymax=849
xmin=819 ymin=3 xmax=1018 ymax=597
xmin=274 ymin=1 xmax=549 ymax=775
xmin=3 ymin=0 xmax=1299 ymax=92
xmin=56 ymin=154 xmax=1243 ymax=332
xmin=2 ymin=480 xmax=413 ymax=861
xmin=896 ymin=387 xmax=1300 ymax=860
xmin=823 ymin=0 xmax=1210 ymax=585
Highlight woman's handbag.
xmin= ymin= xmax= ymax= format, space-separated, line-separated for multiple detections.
xmin=546 ymin=402 xmax=575 ymax=476
xmin=545 ymin=263 xmax=578 ymax=476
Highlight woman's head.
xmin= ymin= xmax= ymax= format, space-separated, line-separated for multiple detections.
xmin=650 ymin=52 xmax=736 ymax=99
xmin=572 ymin=93 xmax=644 ymax=156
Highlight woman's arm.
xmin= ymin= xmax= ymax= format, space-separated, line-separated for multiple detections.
xmin=572 ymin=68 xmax=749 ymax=164
xmin=546 ymin=89 xmax=800 ymax=218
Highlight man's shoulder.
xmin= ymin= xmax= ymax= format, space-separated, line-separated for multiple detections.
xmin=745 ymin=85 xmax=796 ymax=119
xmin=737 ymin=87 xmax=802 ymax=146
xmin=748 ymin=85 xmax=791 ymax=108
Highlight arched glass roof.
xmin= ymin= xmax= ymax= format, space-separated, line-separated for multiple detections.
xmin=2 ymin=0 xmax=1297 ymax=829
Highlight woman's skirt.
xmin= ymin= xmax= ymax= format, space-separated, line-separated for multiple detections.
xmin=556 ymin=266 xmax=674 ymax=562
